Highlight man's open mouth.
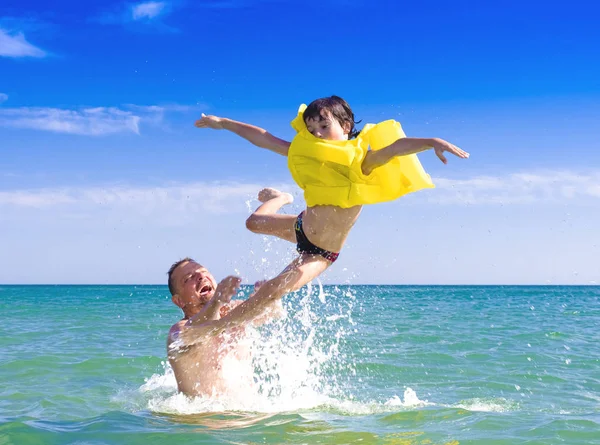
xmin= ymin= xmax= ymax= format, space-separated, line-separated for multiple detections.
xmin=198 ymin=283 xmax=212 ymax=296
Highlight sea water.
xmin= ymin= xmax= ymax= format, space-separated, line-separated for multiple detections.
xmin=1 ymin=284 xmax=599 ymax=444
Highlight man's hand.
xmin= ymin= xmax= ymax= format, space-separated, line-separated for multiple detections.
xmin=213 ymin=276 xmax=242 ymax=304
xmin=195 ymin=113 xmax=226 ymax=130
xmin=252 ymin=280 xmax=267 ymax=296
xmin=432 ymin=138 xmax=470 ymax=164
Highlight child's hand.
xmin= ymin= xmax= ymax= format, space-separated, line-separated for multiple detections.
xmin=195 ymin=113 xmax=225 ymax=129
xmin=432 ymin=138 xmax=470 ymax=164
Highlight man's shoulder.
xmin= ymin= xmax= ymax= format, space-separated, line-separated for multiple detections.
xmin=167 ymin=319 xmax=191 ymax=356
xmin=167 ymin=317 xmax=220 ymax=353
xmin=168 ymin=320 xmax=187 ymax=341
xmin=170 ymin=319 xmax=187 ymax=331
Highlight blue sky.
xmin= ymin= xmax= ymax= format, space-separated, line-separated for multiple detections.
xmin=1 ymin=0 xmax=599 ymax=284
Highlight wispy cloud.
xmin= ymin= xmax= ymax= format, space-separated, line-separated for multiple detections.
xmin=0 ymin=93 xmax=7 ymax=104
xmin=0 ymin=189 xmax=76 ymax=207
xmin=96 ymin=1 xmax=175 ymax=30
xmin=0 ymin=182 xmax=284 ymax=209
xmin=131 ymin=1 xmax=168 ymax=20
xmin=0 ymin=107 xmax=141 ymax=135
xmin=430 ymin=171 xmax=600 ymax=205
xmin=1 ymin=173 xmax=598 ymax=285
xmin=0 ymin=27 xmax=46 ymax=58
xmin=0 ymin=103 xmax=204 ymax=136
xmin=1 ymin=170 xmax=599 ymax=216
xmin=0 ymin=182 xmax=295 ymax=229
xmin=125 ymin=104 xmax=199 ymax=113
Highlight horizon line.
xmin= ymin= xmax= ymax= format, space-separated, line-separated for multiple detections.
xmin=1 ymin=283 xmax=597 ymax=287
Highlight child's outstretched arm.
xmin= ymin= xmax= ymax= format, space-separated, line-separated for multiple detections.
xmin=195 ymin=113 xmax=291 ymax=156
xmin=361 ymin=137 xmax=469 ymax=175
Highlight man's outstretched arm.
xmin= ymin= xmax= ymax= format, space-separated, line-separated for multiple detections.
xmin=176 ymin=256 xmax=326 ymax=346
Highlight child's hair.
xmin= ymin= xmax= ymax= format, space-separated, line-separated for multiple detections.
xmin=303 ymin=95 xmax=362 ymax=139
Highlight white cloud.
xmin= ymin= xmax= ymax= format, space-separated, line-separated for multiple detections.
xmin=0 ymin=181 xmax=296 ymax=220
xmin=0 ymin=103 xmax=202 ymax=136
xmin=1 ymin=171 xmax=599 ymax=214
xmin=125 ymin=103 xmax=200 ymax=113
xmin=0 ymin=28 xmax=46 ymax=58
xmin=124 ymin=103 xmax=206 ymax=125
xmin=1 ymin=173 xmax=598 ymax=285
xmin=0 ymin=107 xmax=141 ymax=136
xmin=0 ymin=169 xmax=597 ymax=281
xmin=429 ymin=171 xmax=600 ymax=205
xmin=96 ymin=1 xmax=173 ymax=27
xmin=0 ymin=93 xmax=7 ymax=103
xmin=131 ymin=1 xmax=168 ymax=20
xmin=1 ymin=170 xmax=599 ymax=226
xmin=0 ymin=190 xmax=76 ymax=207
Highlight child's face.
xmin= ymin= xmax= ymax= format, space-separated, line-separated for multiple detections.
xmin=305 ymin=112 xmax=349 ymax=141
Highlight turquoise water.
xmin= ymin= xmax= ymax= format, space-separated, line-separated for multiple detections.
xmin=1 ymin=284 xmax=599 ymax=444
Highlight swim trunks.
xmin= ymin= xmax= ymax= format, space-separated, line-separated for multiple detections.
xmin=294 ymin=211 xmax=339 ymax=263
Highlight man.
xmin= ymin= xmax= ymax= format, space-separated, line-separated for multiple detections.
xmin=166 ymin=257 xmax=307 ymax=397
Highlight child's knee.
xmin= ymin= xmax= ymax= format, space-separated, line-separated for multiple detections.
xmin=245 ymin=214 xmax=261 ymax=233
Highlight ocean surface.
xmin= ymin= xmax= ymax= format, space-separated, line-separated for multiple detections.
xmin=1 ymin=284 xmax=599 ymax=444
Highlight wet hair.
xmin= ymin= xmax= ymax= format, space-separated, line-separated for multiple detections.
xmin=167 ymin=257 xmax=195 ymax=296
xmin=303 ymin=95 xmax=362 ymax=139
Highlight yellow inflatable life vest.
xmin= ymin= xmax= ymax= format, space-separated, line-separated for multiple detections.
xmin=287 ymin=104 xmax=435 ymax=208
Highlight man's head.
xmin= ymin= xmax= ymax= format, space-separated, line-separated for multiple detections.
xmin=167 ymin=258 xmax=218 ymax=315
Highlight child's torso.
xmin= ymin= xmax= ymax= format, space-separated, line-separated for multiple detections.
xmin=302 ymin=205 xmax=362 ymax=253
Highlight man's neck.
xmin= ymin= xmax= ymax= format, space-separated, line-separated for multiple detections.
xmin=183 ymin=299 xmax=227 ymax=325
xmin=182 ymin=304 xmax=206 ymax=321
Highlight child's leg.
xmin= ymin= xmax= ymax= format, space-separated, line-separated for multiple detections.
xmin=246 ymin=188 xmax=297 ymax=244
xmin=275 ymin=253 xmax=332 ymax=294
xmin=219 ymin=254 xmax=333 ymax=328
xmin=283 ymin=254 xmax=332 ymax=291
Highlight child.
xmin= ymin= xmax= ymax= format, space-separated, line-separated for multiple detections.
xmin=195 ymin=96 xmax=469 ymax=293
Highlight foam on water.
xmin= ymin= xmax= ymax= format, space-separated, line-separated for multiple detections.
xmin=140 ymin=366 xmax=430 ymax=415
xmin=453 ymin=397 xmax=520 ymax=412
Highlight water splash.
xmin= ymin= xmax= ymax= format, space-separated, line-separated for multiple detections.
xmin=140 ymin=285 xmax=339 ymax=411
xmin=135 ymin=284 xmax=422 ymax=415
xmin=131 ymin=281 xmax=520 ymax=416
xmin=135 ymin=230 xmax=437 ymax=415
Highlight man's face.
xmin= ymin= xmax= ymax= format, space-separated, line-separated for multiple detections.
xmin=171 ymin=261 xmax=218 ymax=310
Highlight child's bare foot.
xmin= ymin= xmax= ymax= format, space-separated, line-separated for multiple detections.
xmin=258 ymin=188 xmax=293 ymax=205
